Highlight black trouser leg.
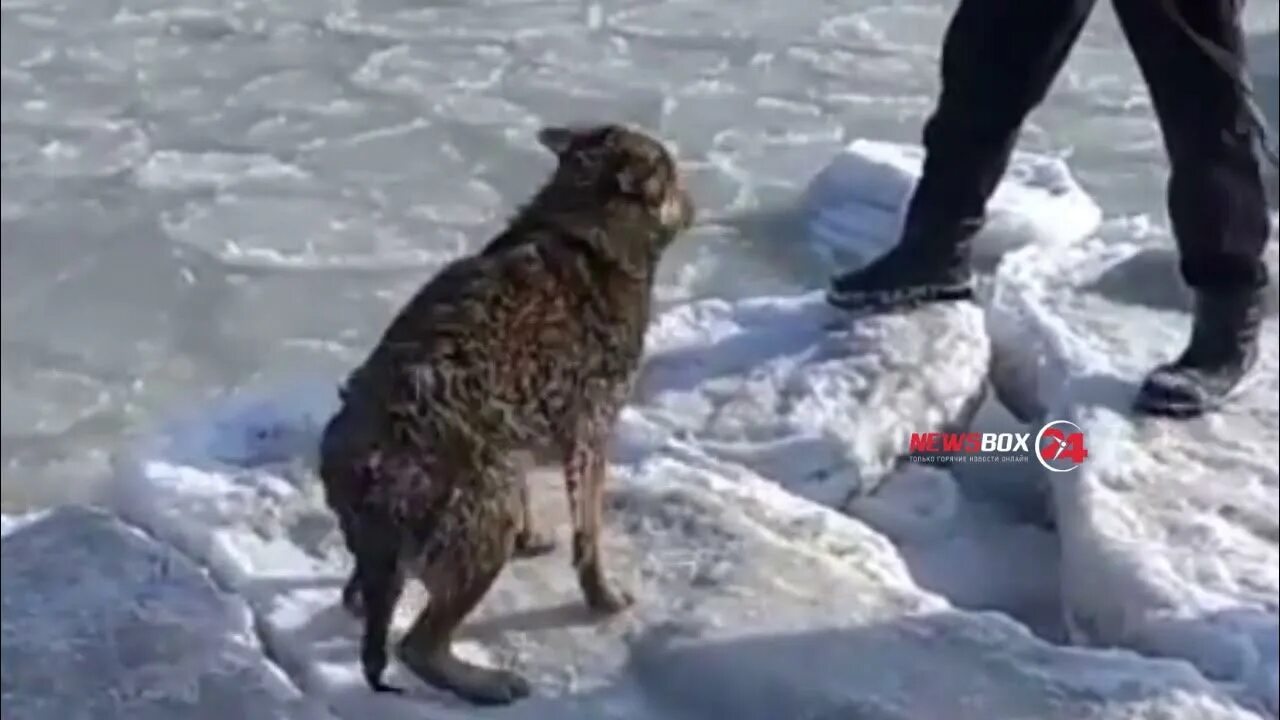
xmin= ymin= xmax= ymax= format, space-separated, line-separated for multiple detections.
xmin=827 ymin=0 xmax=1099 ymax=310
xmin=1118 ymin=1 xmax=1268 ymax=415
xmin=905 ymin=0 xmax=1098 ymax=237
xmin=1112 ymin=0 xmax=1270 ymax=291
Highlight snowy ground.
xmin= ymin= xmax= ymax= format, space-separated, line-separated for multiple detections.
xmin=988 ymin=222 xmax=1280 ymax=717
xmin=71 ymin=362 xmax=1250 ymax=720
xmin=2 ymin=506 xmax=324 ymax=719
xmin=2 ymin=0 xmax=1280 ymax=717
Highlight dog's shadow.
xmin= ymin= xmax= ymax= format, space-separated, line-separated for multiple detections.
xmin=461 ymin=601 xmax=603 ymax=641
xmin=265 ymin=570 xmax=602 ymax=664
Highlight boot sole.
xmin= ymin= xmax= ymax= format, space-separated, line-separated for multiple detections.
xmin=825 ymin=283 xmax=975 ymax=317
xmin=1133 ymin=362 xmax=1263 ymax=419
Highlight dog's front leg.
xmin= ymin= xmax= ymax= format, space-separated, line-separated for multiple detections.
xmin=563 ymin=428 xmax=632 ymax=613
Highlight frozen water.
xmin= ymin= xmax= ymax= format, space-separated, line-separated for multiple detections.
xmin=1 ymin=506 xmax=324 ymax=719
xmin=988 ymin=222 xmax=1280 ymax=716
xmin=107 ymin=378 xmax=1254 ymax=720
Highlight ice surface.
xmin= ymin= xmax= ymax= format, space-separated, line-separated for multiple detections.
xmin=804 ymin=139 xmax=1103 ymax=270
xmin=160 ymin=191 xmax=458 ymax=272
xmin=6 ymin=0 xmax=1272 ymax=510
xmin=988 ymin=222 xmax=1280 ymax=716
xmin=110 ymin=377 xmax=1254 ymax=720
xmin=1 ymin=506 xmax=324 ymax=719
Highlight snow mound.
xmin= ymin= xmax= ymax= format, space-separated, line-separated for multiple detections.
xmin=988 ymin=222 xmax=1280 ymax=717
xmin=804 ymin=139 xmax=1103 ymax=268
xmin=0 ymin=506 xmax=323 ymax=720
xmin=633 ymin=291 xmax=988 ymax=506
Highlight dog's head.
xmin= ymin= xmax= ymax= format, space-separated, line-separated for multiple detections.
xmin=537 ymin=124 xmax=695 ymax=235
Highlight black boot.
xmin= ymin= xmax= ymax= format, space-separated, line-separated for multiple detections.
xmin=1134 ymin=289 xmax=1263 ymax=418
xmin=826 ymin=220 xmax=977 ymax=315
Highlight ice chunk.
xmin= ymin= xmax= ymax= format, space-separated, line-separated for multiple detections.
xmin=988 ymin=222 xmax=1280 ymax=716
xmin=135 ymin=151 xmax=309 ymax=192
xmin=351 ymin=44 xmax=507 ymax=98
xmin=634 ymin=291 xmax=988 ymax=505
xmin=611 ymin=0 xmax=826 ymax=48
xmin=0 ymin=506 xmax=325 ymax=719
xmin=664 ymin=89 xmax=843 ymax=161
xmin=296 ymin=121 xmax=504 ymax=230
xmin=804 ymin=139 xmax=1103 ymax=269
xmin=111 ymin=381 xmax=1253 ymax=719
xmin=5 ymin=119 xmax=150 ymax=179
xmin=502 ymin=62 xmax=667 ymax=130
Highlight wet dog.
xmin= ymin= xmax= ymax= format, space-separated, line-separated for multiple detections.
xmin=318 ymin=124 xmax=694 ymax=704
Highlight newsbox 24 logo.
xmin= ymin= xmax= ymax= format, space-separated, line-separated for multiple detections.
xmin=1034 ymin=419 xmax=1088 ymax=472
xmin=907 ymin=419 xmax=1088 ymax=471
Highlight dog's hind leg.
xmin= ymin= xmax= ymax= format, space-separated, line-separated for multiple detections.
xmin=319 ymin=412 xmax=377 ymax=619
xmin=356 ymin=525 xmax=406 ymax=694
xmin=398 ymin=565 xmax=529 ymax=704
xmin=336 ymin=508 xmax=385 ymax=619
xmin=338 ymin=508 xmax=368 ymax=617
xmin=397 ymin=478 xmax=528 ymax=705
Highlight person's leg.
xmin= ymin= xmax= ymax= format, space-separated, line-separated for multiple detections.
xmin=1113 ymin=0 xmax=1271 ymax=416
xmin=829 ymin=0 xmax=1097 ymax=312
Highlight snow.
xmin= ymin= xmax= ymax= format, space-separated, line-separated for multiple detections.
xmin=1 ymin=506 xmax=325 ymax=719
xmin=848 ymin=460 xmax=1066 ymax=643
xmin=632 ymin=291 xmax=987 ymax=504
xmin=108 ymin=375 xmax=1254 ymax=720
xmin=988 ymin=220 xmax=1280 ymax=717
xmin=804 ymin=139 xmax=1103 ymax=269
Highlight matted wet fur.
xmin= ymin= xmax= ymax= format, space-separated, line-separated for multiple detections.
xmin=318 ymin=124 xmax=695 ymax=705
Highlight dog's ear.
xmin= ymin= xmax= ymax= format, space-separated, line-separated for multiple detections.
xmin=537 ymin=126 xmax=576 ymax=156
